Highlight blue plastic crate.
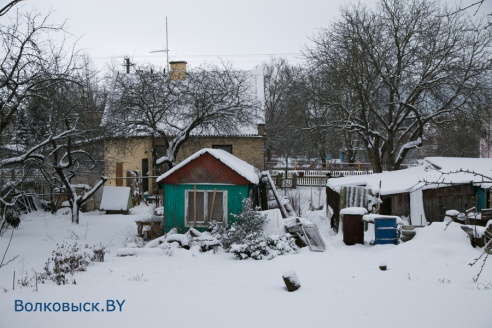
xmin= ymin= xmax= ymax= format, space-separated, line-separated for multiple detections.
xmin=374 ymin=218 xmax=398 ymax=245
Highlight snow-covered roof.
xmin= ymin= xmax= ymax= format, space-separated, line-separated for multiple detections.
xmin=156 ymin=148 xmax=260 ymax=184
xmin=340 ymin=207 xmax=368 ymax=215
xmin=188 ymin=120 xmax=264 ymax=137
xmin=327 ymin=157 xmax=492 ymax=195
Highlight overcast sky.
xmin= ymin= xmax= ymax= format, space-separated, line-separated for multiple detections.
xmin=20 ymin=0 xmax=492 ymax=72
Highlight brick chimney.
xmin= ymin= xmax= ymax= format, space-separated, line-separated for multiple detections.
xmin=257 ymin=123 xmax=265 ymax=136
xmin=169 ymin=61 xmax=187 ymax=81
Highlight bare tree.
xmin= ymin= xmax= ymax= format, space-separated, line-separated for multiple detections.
xmin=104 ymin=62 xmax=258 ymax=171
xmin=103 ymin=63 xmax=179 ymax=176
xmin=0 ymin=0 xmax=23 ymax=16
xmin=0 ymin=9 xmax=101 ymax=272
xmin=0 ymin=8 xmax=104 ymax=225
xmin=0 ymin=9 xmax=81 ymax=230
xmin=299 ymin=70 xmax=350 ymax=163
xmin=20 ymin=59 xmax=107 ymax=224
xmin=305 ymin=0 xmax=492 ymax=172
xmin=263 ymin=59 xmax=349 ymax=166
xmin=263 ymin=59 xmax=311 ymax=165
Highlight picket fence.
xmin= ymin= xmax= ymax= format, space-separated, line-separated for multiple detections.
xmin=269 ymin=169 xmax=373 ymax=187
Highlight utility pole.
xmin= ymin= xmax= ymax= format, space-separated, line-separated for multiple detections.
xmin=123 ymin=56 xmax=133 ymax=74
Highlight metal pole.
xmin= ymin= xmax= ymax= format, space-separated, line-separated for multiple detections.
xmin=166 ymin=16 xmax=169 ymax=74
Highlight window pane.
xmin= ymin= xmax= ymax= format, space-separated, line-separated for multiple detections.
xmin=187 ymin=190 xmax=205 ymax=225
xmin=207 ymin=191 xmax=224 ymax=222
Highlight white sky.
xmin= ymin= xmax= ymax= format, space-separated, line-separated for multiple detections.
xmin=19 ymin=0 xmax=492 ymax=72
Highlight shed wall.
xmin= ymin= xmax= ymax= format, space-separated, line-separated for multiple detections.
xmin=423 ymin=184 xmax=476 ymax=222
xmin=163 ymin=184 xmax=252 ymax=233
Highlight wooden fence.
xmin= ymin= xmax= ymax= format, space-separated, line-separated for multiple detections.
xmin=269 ymin=169 xmax=373 ymax=188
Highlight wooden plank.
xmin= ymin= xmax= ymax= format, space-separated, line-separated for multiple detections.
xmin=264 ymin=172 xmax=289 ymax=218
xmin=208 ymin=188 xmax=217 ymax=222
xmin=116 ymin=162 xmax=123 ymax=187
xmin=193 ymin=185 xmax=197 ymax=227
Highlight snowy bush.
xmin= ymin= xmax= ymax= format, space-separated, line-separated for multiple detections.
xmin=266 ymin=233 xmax=298 ymax=257
xmin=209 ymin=198 xmax=298 ymax=260
xmin=230 ymin=232 xmax=269 ymax=260
xmin=230 ymin=232 xmax=298 ymax=260
xmin=38 ymin=242 xmax=106 ymax=286
xmin=219 ymin=198 xmax=267 ymax=249
xmin=209 ymin=220 xmax=227 ymax=237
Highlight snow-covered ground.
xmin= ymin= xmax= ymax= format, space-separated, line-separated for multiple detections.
xmin=0 ymin=187 xmax=491 ymax=328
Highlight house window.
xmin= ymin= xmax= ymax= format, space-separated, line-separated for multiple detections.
xmin=142 ymin=159 xmax=149 ymax=192
xmin=185 ymin=189 xmax=227 ymax=227
xmin=212 ymin=145 xmax=232 ymax=154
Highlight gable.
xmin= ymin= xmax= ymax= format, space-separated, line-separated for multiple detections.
xmin=160 ymin=152 xmax=252 ymax=185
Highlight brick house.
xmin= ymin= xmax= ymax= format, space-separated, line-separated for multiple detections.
xmin=103 ymin=124 xmax=265 ymax=198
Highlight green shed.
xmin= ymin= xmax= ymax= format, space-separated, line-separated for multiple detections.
xmin=156 ymin=148 xmax=261 ymax=233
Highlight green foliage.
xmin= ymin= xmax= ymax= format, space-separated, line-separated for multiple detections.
xmin=230 ymin=232 xmax=298 ymax=260
xmin=210 ymin=198 xmax=298 ymax=260
xmin=220 ymin=198 xmax=267 ymax=249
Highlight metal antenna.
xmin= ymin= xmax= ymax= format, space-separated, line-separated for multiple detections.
xmin=150 ymin=16 xmax=170 ymax=74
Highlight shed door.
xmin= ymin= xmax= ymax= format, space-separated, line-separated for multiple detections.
xmin=476 ymin=187 xmax=487 ymax=212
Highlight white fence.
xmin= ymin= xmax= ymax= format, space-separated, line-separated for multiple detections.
xmin=269 ymin=169 xmax=373 ymax=187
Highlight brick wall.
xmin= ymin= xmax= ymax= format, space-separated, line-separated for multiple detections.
xmin=104 ymin=134 xmax=265 ymax=194
xmin=176 ymin=135 xmax=265 ymax=170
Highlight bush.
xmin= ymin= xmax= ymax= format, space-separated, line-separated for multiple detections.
xmin=230 ymin=232 xmax=298 ymax=260
xmin=219 ymin=198 xmax=267 ymax=249
xmin=39 ymin=242 xmax=106 ymax=286
xmin=210 ymin=198 xmax=298 ymax=260
xmin=230 ymin=232 xmax=270 ymax=260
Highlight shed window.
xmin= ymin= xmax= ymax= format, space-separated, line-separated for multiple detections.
xmin=185 ymin=189 xmax=227 ymax=227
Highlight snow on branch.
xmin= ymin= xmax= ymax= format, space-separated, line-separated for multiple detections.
xmin=0 ymin=128 xmax=76 ymax=168
xmin=395 ymin=137 xmax=422 ymax=165
xmin=409 ymin=168 xmax=492 ymax=192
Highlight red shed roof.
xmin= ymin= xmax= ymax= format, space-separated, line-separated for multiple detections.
xmin=157 ymin=148 xmax=260 ymax=185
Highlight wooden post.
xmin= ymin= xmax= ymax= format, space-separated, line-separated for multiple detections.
xmin=276 ymin=172 xmax=282 ymax=188
xmin=265 ymin=172 xmax=289 ymax=218
xmin=260 ymin=176 xmax=268 ymax=210
xmin=193 ymin=185 xmax=197 ymax=227
xmin=208 ymin=188 xmax=217 ymax=222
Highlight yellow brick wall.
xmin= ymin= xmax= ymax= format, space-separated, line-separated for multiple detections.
xmin=104 ymin=138 xmax=156 ymax=190
xmin=104 ymin=135 xmax=265 ymax=194
xmin=176 ymin=136 xmax=265 ymax=170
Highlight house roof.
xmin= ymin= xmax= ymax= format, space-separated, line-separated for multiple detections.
xmin=157 ymin=148 xmax=260 ymax=184
xmin=188 ymin=121 xmax=263 ymax=137
xmin=327 ymin=157 xmax=492 ymax=195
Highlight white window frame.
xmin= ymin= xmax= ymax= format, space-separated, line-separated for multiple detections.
xmin=184 ymin=189 xmax=228 ymax=227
